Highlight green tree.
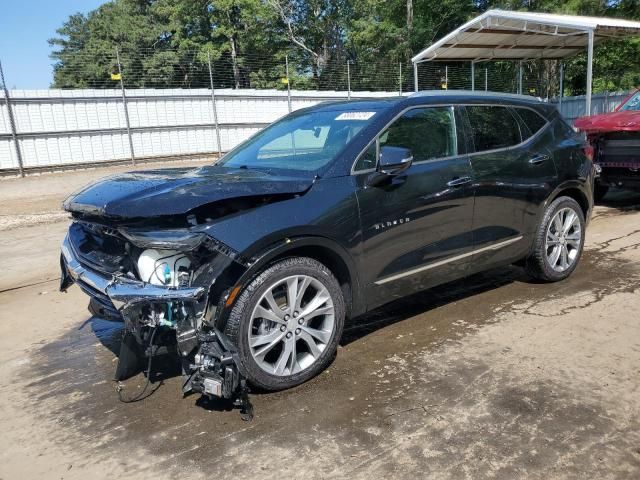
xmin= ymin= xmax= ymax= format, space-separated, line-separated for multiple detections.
xmin=49 ymin=0 xmax=640 ymax=93
xmin=50 ymin=0 xmax=166 ymax=88
xmin=50 ymin=0 xmax=285 ymax=88
xmin=267 ymin=0 xmax=352 ymax=88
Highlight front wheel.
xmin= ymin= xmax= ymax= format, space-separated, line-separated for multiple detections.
xmin=526 ymin=196 xmax=585 ymax=282
xmin=224 ymin=257 xmax=345 ymax=391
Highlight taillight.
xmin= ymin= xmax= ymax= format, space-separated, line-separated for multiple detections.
xmin=583 ymin=145 xmax=595 ymax=162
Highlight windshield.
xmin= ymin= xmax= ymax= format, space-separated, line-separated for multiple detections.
xmin=620 ymin=91 xmax=640 ymax=111
xmin=218 ymin=109 xmax=378 ymax=173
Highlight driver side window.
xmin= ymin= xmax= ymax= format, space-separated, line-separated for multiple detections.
xmin=353 ymin=106 xmax=457 ymax=172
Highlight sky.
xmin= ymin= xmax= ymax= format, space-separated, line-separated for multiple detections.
xmin=0 ymin=0 xmax=105 ymax=89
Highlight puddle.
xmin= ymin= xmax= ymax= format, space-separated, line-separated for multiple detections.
xmin=18 ymin=241 xmax=640 ymax=478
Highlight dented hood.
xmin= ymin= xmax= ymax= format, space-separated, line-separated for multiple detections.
xmin=63 ymin=166 xmax=314 ymax=219
xmin=574 ymin=110 xmax=640 ymax=134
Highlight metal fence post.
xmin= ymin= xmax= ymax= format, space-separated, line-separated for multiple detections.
xmin=0 ymin=60 xmax=25 ymax=177
xmin=285 ymin=55 xmax=292 ymax=113
xmin=518 ymin=60 xmax=523 ymax=95
xmin=559 ymin=62 xmax=564 ymax=111
xmin=413 ymin=62 xmax=418 ymax=92
xmin=115 ymin=47 xmax=135 ymax=165
xmin=471 ymin=61 xmax=475 ymax=91
xmin=207 ymin=52 xmax=223 ymax=158
xmin=485 ymin=68 xmax=488 ymax=91
xmin=346 ymin=60 xmax=351 ymax=100
xmin=398 ymin=62 xmax=402 ymax=96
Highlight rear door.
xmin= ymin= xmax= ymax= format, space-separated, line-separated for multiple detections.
xmin=354 ymin=106 xmax=476 ymax=306
xmin=463 ymin=105 xmax=557 ymax=269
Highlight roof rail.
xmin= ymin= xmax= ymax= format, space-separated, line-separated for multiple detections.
xmin=408 ymin=90 xmax=543 ymax=102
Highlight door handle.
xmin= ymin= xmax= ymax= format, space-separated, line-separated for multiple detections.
xmin=446 ymin=176 xmax=472 ymax=187
xmin=529 ymin=153 xmax=550 ymax=165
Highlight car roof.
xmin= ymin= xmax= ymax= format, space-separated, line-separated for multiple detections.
xmin=301 ymin=98 xmax=403 ymax=113
xmin=303 ymin=90 xmax=545 ymax=115
xmin=410 ymin=90 xmax=543 ymax=103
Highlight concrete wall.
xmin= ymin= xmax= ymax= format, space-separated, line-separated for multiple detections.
xmin=554 ymin=91 xmax=631 ymax=123
xmin=0 ymin=88 xmax=397 ymax=172
xmin=1 ymin=88 xmax=633 ymax=172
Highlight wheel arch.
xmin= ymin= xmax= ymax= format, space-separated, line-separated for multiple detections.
xmin=214 ymin=236 xmax=362 ymax=328
xmin=549 ymin=185 xmax=591 ymax=220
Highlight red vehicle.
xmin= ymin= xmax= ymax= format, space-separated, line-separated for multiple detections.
xmin=574 ymin=88 xmax=640 ymax=200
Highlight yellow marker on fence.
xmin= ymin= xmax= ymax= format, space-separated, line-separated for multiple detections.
xmin=281 ymin=78 xmax=289 ymax=85
xmin=111 ymin=72 xmax=122 ymax=81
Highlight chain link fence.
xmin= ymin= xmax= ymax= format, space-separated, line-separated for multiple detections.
xmin=1 ymin=48 xmax=637 ymax=176
xmin=45 ymin=48 xmax=566 ymax=94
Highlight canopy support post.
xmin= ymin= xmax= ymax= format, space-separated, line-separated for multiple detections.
xmin=471 ymin=61 xmax=475 ymax=91
xmin=413 ymin=62 xmax=418 ymax=92
xmin=559 ymin=61 xmax=564 ymax=111
xmin=586 ymin=29 xmax=594 ymax=116
xmin=518 ymin=60 xmax=523 ymax=95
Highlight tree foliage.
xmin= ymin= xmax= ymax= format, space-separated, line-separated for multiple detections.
xmin=49 ymin=0 xmax=640 ymax=94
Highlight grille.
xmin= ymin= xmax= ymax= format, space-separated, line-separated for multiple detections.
xmin=598 ymin=132 xmax=640 ymax=168
xmin=69 ymin=222 xmax=131 ymax=275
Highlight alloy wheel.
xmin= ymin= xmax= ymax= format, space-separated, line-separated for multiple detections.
xmin=248 ymin=275 xmax=336 ymax=376
xmin=545 ymin=207 xmax=582 ymax=272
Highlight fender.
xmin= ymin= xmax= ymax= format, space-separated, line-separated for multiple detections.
xmin=542 ymin=177 xmax=594 ymax=220
xmin=211 ymin=235 xmax=364 ymax=329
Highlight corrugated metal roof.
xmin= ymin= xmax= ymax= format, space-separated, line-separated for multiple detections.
xmin=412 ymin=9 xmax=640 ymax=63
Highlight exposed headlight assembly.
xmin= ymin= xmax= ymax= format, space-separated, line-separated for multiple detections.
xmin=120 ymin=228 xmax=206 ymax=250
xmin=137 ymin=249 xmax=192 ymax=287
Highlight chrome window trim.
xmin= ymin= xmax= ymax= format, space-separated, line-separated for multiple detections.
xmin=374 ymin=235 xmax=523 ymax=285
xmin=351 ymin=102 xmax=550 ymax=175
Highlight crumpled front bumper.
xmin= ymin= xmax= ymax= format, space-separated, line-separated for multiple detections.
xmin=60 ymin=233 xmax=206 ymax=319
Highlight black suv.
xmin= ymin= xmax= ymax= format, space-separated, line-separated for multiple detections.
xmin=61 ymin=91 xmax=594 ymax=397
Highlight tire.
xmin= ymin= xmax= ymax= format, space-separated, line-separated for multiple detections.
xmin=224 ymin=257 xmax=345 ymax=391
xmin=593 ymin=184 xmax=609 ymax=202
xmin=526 ymin=196 xmax=586 ymax=282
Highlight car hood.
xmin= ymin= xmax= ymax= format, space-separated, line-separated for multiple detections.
xmin=63 ymin=166 xmax=314 ymax=219
xmin=574 ymin=110 xmax=640 ymax=134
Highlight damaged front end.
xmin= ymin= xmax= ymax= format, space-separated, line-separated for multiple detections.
xmin=60 ymin=218 xmax=253 ymax=417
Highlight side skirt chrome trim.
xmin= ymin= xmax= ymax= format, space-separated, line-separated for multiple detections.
xmin=374 ymin=235 xmax=524 ymax=285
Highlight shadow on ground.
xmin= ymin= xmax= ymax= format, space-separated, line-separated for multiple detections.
xmin=596 ymin=188 xmax=640 ymax=211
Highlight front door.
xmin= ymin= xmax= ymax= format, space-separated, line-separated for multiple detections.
xmin=354 ymin=106 xmax=476 ymax=309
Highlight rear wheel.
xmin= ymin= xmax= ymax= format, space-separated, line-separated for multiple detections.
xmin=526 ymin=196 xmax=585 ymax=282
xmin=224 ymin=257 xmax=345 ymax=391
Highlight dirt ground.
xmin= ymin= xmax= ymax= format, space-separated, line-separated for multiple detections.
xmin=0 ymin=162 xmax=639 ymax=480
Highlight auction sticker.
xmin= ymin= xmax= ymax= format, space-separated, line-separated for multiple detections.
xmin=335 ymin=112 xmax=376 ymax=121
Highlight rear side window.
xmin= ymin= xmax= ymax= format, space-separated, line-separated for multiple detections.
xmin=379 ymin=107 xmax=457 ymax=162
xmin=465 ymin=106 xmax=522 ymax=152
xmin=515 ymin=108 xmax=547 ymax=139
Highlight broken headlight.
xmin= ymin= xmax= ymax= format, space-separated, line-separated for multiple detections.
xmin=137 ymin=249 xmax=192 ymax=287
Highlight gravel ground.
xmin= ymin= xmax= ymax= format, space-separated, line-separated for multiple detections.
xmin=0 ymin=164 xmax=638 ymax=479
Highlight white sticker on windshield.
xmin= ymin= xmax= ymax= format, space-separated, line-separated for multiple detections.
xmin=335 ymin=111 xmax=376 ymax=121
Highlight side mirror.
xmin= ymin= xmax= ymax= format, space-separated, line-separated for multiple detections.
xmin=378 ymin=146 xmax=413 ymax=176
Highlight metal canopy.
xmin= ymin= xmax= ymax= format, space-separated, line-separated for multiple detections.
xmin=411 ymin=9 xmax=640 ymax=115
